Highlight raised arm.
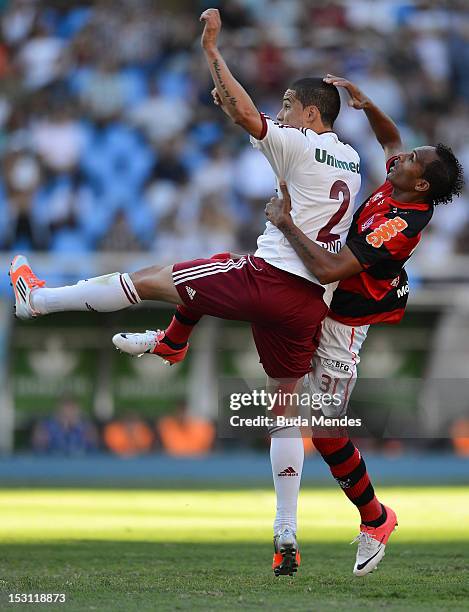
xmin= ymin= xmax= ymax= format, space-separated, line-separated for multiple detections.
xmin=200 ymin=8 xmax=264 ymax=139
xmin=265 ymin=182 xmax=363 ymax=284
xmin=323 ymin=74 xmax=403 ymax=159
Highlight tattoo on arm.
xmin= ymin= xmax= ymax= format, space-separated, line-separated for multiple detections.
xmin=213 ymin=59 xmax=237 ymax=108
xmin=281 ymin=223 xmax=362 ymax=282
xmin=282 ymin=224 xmax=317 ymax=266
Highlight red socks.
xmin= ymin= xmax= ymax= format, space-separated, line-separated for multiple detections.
xmin=165 ymin=253 xmax=233 ymax=347
xmin=164 ymin=305 xmax=202 ymax=347
xmin=312 ymin=436 xmax=384 ymax=525
xmin=164 ymin=253 xmax=232 ymax=346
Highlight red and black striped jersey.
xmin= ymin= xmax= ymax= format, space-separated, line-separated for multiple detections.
xmin=329 ymin=157 xmax=433 ymax=326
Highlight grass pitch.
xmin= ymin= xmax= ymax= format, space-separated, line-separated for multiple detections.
xmin=0 ymin=487 xmax=468 ymax=611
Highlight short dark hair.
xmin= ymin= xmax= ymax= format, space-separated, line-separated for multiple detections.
xmin=290 ymin=78 xmax=341 ymax=127
xmin=423 ymin=144 xmax=465 ymax=206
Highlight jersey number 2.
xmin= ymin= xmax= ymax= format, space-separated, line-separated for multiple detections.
xmin=317 ymin=180 xmax=351 ymax=243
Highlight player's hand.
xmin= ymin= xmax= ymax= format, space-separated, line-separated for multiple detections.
xmin=200 ymin=8 xmax=222 ymax=50
xmin=211 ymin=86 xmax=230 ymax=116
xmin=265 ymin=181 xmax=293 ymax=229
xmin=211 ymin=87 xmax=222 ymax=106
xmin=323 ymin=74 xmax=370 ymax=110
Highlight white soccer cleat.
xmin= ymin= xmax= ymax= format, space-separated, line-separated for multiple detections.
xmin=352 ymin=505 xmax=398 ymax=576
xmin=112 ymin=329 xmax=160 ymax=357
xmin=9 ymin=255 xmax=45 ymax=320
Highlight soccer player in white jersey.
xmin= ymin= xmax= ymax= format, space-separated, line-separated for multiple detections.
xmin=10 ymin=9 xmax=360 ymax=577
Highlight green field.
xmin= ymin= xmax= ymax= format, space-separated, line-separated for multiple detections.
xmin=0 ymin=487 xmax=468 ymax=611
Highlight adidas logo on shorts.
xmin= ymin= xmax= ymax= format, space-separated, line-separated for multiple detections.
xmin=185 ymin=286 xmax=196 ymax=300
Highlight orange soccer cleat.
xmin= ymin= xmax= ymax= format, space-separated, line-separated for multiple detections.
xmin=272 ymin=527 xmax=301 ymax=577
xmin=9 ymin=255 xmax=45 ymax=320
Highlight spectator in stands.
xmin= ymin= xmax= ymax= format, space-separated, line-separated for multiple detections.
xmin=31 ymin=103 xmax=84 ymax=173
xmin=1 ymin=0 xmax=38 ymax=48
xmin=103 ymin=412 xmax=154 ymax=457
xmin=98 ymin=210 xmax=152 ymax=252
xmin=17 ymin=21 xmax=67 ymax=90
xmin=193 ymin=143 xmax=234 ymax=199
xmin=157 ymin=401 xmax=215 ymax=457
xmin=31 ymin=397 xmax=98 ymax=455
xmin=0 ymin=149 xmax=47 ymax=250
xmin=79 ymin=59 xmax=130 ymax=121
xmin=450 ymin=418 xmax=469 ymax=457
xmin=127 ymin=81 xmax=193 ymax=145
xmin=195 ymin=194 xmax=237 ymax=257
xmin=150 ymin=139 xmax=188 ymax=184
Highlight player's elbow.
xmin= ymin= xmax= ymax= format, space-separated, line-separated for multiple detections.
xmin=383 ymin=139 xmax=403 ymax=157
xmin=316 ymin=265 xmax=340 ymax=285
xmin=232 ymin=107 xmax=255 ymax=124
xmin=233 ymin=109 xmax=263 ymax=138
xmin=316 ymin=271 xmax=335 ymax=285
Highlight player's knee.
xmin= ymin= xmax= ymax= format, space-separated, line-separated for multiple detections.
xmin=130 ymin=266 xmax=164 ymax=300
xmin=130 ymin=265 xmax=179 ymax=303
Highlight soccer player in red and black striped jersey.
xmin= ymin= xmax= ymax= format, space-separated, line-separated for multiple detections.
xmin=265 ymin=74 xmax=464 ymax=576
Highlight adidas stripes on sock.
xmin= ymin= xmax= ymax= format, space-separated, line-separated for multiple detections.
xmin=31 ymin=273 xmax=141 ymax=314
xmin=312 ymin=436 xmax=384 ymax=525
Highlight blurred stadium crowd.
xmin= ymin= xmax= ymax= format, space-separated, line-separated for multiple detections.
xmin=1 ymin=0 xmax=469 ymax=277
xmin=30 ymin=396 xmax=218 ymax=457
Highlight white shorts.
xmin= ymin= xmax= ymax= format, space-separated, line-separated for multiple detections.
xmin=307 ymin=315 xmax=369 ymax=418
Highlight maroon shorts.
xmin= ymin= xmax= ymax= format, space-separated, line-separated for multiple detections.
xmin=172 ymin=255 xmax=328 ymax=379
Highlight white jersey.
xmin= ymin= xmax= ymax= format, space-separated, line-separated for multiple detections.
xmin=251 ymin=114 xmax=361 ymax=286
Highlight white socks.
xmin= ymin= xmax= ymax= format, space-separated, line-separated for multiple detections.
xmin=270 ymin=427 xmax=304 ymax=535
xmin=31 ymin=272 xmax=141 ymax=314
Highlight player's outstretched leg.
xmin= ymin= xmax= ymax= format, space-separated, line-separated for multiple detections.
xmin=9 ymin=255 xmax=179 ymax=320
xmin=112 ymin=305 xmax=201 ymax=365
xmin=312 ymin=435 xmax=398 ymax=575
